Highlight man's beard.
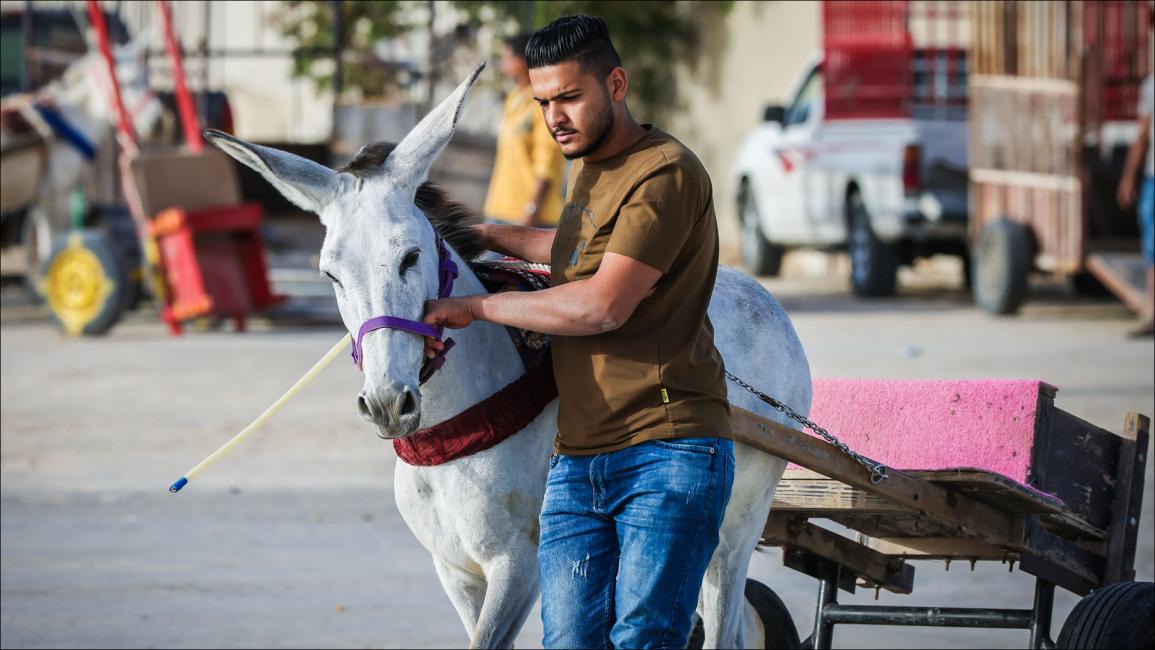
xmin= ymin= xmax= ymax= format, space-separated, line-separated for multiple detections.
xmin=558 ymin=97 xmax=615 ymax=161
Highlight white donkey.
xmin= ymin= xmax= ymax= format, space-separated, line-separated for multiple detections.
xmin=206 ymin=64 xmax=811 ymax=649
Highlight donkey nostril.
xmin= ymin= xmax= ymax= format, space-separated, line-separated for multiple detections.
xmin=398 ymin=389 xmax=417 ymax=417
xmin=356 ymin=394 xmax=374 ymax=419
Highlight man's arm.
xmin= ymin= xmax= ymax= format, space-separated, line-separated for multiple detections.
xmin=1119 ymin=110 xmax=1151 ymax=208
xmin=473 ymin=222 xmax=556 ymax=264
xmin=522 ymin=178 xmax=553 ymax=226
xmin=424 ymin=252 xmax=662 ymax=343
xmin=523 ymin=100 xmax=564 ymax=226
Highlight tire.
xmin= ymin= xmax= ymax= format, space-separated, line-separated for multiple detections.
xmin=972 ymin=217 xmax=1031 ymax=315
xmin=40 ymin=229 xmax=128 ymax=336
xmin=847 ymin=193 xmax=898 ymax=297
xmin=739 ymin=182 xmax=784 ymax=277
xmin=1057 ymin=581 xmax=1154 ymax=649
xmin=95 ymin=205 xmax=144 ymax=312
xmin=19 ymin=204 xmax=54 ymax=303
xmin=686 ymin=578 xmax=800 ymax=649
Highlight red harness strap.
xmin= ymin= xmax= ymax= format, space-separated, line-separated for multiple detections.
xmin=393 ymin=359 xmax=557 ymax=466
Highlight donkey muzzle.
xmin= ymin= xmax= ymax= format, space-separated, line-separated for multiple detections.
xmin=357 ymin=382 xmax=420 ymax=438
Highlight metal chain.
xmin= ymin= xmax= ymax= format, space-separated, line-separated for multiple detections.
xmin=725 ymin=371 xmax=889 ymax=484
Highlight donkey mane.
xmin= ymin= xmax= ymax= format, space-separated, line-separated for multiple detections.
xmin=338 ymin=141 xmax=484 ymax=262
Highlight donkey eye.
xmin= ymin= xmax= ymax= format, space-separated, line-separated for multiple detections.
xmin=322 ymin=270 xmax=342 ymax=288
xmin=400 ymin=249 xmax=420 ymax=274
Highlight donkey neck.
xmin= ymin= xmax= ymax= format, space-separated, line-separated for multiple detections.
xmin=417 ymin=245 xmax=525 ymax=428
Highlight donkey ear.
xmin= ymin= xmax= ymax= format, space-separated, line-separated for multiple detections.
xmin=204 ymin=129 xmax=341 ymax=214
xmin=386 ymin=63 xmax=485 ymax=189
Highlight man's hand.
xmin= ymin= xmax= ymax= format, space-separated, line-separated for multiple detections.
xmin=422 ymin=296 xmax=477 ymax=358
xmin=1119 ymin=175 xmax=1137 ymax=209
xmin=1118 ymin=116 xmax=1149 ymax=209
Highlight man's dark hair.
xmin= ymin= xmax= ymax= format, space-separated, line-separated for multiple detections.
xmin=524 ymin=15 xmax=622 ymax=77
xmin=502 ymin=32 xmax=533 ymax=59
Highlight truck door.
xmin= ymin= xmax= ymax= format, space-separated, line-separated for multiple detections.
xmin=778 ymin=67 xmax=824 ymax=240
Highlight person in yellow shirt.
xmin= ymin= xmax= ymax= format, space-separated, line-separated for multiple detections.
xmin=484 ymin=33 xmax=566 ymax=226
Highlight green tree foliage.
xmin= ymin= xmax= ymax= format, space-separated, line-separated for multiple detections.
xmin=274 ymin=0 xmax=416 ymax=100
xmin=275 ymin=1 xmax=730 ymax=121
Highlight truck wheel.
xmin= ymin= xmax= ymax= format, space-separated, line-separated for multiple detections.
xmin=686 ymin=579 xmax=800 ymax=649
xmin=972 ymin=218 xmax=1031 ymax=315
xmin=739 ymin=183 xmax=784 ymax=277
xmin=848 ymin=194 xmax=898 ymax=297
xmin=40 ymin=229 xmax=128 ymax=336
xmin=1057 ymin=581 xmax=1154 ymax=649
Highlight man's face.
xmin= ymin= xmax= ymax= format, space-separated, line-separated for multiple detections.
xmin=529 ymin=60 xmax=615 ymax=160
xmin=498 ymin=44 xmax=525 ymax=83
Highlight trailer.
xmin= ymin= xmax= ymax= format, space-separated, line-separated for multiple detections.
xmin=968 ymin=0 xmax=1153 ymax=314
xmin=704 ymin=378 xmax=1151 ymax=649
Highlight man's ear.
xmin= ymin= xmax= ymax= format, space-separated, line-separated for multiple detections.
xmin=608 ymin=67 xmax=628 ymax=102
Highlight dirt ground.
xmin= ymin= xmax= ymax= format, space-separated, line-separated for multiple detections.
xmin=2 ymin=253 xmax=1152 ymax=649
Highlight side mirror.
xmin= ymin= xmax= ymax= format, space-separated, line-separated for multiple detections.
xmin=762 ymin=104 xmax=785 ymax=124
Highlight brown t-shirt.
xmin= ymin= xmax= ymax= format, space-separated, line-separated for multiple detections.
xmin=549 ymin=125 xmax=731 ymax=455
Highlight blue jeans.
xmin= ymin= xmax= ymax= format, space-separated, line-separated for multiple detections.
xmin=538 ymin=436 xmax=735 ymax=649
xmin=1139 ymin=176 xmax=1154 ymax=265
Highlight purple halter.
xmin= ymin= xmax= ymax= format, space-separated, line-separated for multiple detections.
xmin=350 ymin=236 xmax=458 ymax=384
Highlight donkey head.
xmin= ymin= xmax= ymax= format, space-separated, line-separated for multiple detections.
xmin=205 ymin=64 xmax=485 ymax=439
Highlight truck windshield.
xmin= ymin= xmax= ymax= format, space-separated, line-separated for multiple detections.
xmin=785 ymin=69 xmax=823 ymax=127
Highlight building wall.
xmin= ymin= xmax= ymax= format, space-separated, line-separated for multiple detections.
xmin=141 ymin=0 xmax=337 ymax=143
xmin=666 ymin=1 xmax=820 ymax=246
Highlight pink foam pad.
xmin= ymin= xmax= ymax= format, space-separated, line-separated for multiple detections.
xmin=803 ymin=379 xmax=1057 ymax=486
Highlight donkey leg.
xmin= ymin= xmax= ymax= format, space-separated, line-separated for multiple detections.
xmin=699 ymin=442 xmax=788 ymax=648
xmin=469 ymin=542 xmax=540 ymax=649
xmin=432 ymin=558 xmax=487 ymax=639
xmin=699 ymin=534 xmax=755 ymax=648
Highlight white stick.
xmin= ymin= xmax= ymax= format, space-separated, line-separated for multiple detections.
xmin=169 ymin=333 xmax=352 ymax=492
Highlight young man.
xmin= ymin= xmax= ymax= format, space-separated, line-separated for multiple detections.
xmin=1118 ymin=69 xmax=1154 ymax=337
xmin=482 ymin=32 xmax=566 ymax=226
xmin=422 ymin=15 xmax=732 ymax=649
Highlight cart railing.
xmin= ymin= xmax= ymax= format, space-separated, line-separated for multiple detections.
xmin=738 ymin=403 xmax=1149 ymax=597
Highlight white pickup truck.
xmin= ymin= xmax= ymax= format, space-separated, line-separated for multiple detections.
xmin=732 ymin=53 xmax=969 ymax=296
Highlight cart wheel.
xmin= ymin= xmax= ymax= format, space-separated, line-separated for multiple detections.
xmin=20 ymin=203 xmax=53 ymax=303
xmin=687 ymin=578 xmax=800 ymax=649
xmin=1056 ymin=581 xmax=1154 ymax=649
xmin=40 ymin=229 xmax=127 ymax=336
xmin=95 ymin=204 xmax=144 ymax=312
xmin=739 ymin=181 xmax=784 ymax=277
xmin=848 ymin=193 xmax=898 ymax=297
xmin=972 ymin=217 xmax=1031 ymax=315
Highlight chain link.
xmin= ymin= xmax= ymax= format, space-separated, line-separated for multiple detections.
xmin=726 ymin=371 xmax=889 ymax=484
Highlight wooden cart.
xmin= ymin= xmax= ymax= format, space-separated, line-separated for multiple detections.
xmin=968 ymin=1 xmax=1153 ymax=314
xmin=728 ymin=381 xmax=1150 ymax=649
xmin=35 ymin=1 xmax=281 ymax=336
